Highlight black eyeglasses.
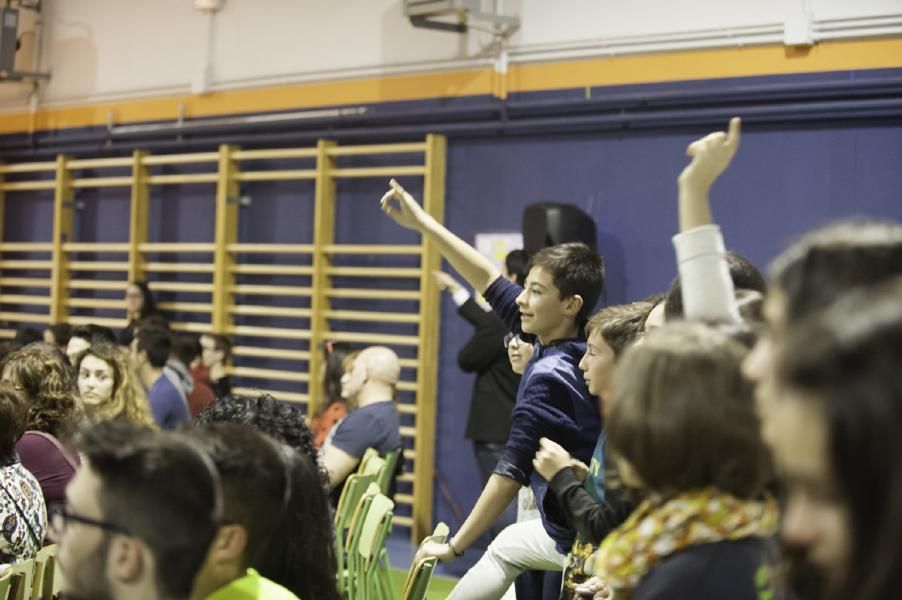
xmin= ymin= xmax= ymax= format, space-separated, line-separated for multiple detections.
xmin=503 ymin=332 xmax=524 ymax=349
xmin=49 ymin=507 xmax=131 ymax=537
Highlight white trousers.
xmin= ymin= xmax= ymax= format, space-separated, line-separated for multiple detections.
xmin=447 ymin=519 xmax=567 ymax=600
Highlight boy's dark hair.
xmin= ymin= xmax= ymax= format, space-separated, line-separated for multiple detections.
xmin=664 ymin=251 xmax=766 ymax=320
xmin=13 ymin=327 xmax=42 ymax=346
xmin=136 ymin=326 xmax=172 ymax=368
xmin=585 ymin=301 xmax=654 ymax=356
xmin=203 ymin=333 xmax=233 ymax=362
xmin=136 ymin=314 xmax=170 ymax=332
xmin=47 ymin=323 xmax=72 ymax=347
xmin=608 ymin=322 xmax=771 ymax=499
xmin=769 ymin=220 xmax=902 ymax=323
xmin=78 ymin=421 xmax=221 ymax=599
xmin=527 ymin=242 xmax=605 ymax=325
xmin=70 ymin=324 xmax=117 ymax=346
xmin=171 ymin=334 xmax=201 ymax=367
xmin=505 ymin=249 xmax=529 ymax=286
xmin=776 ymin=279 xmax=902 ymax=600
xmin=2 ymin=343 xmax=80 ymax=440
xmin=189 ymin=424 xmax=340 ymax=600
xmin=0 ymin=383 xmax=27 ymax=462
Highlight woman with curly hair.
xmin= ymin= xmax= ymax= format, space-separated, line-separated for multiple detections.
xmin=74 ymin=343 xmax=155 ymax=428
xmin=2 ymin=343 xmax=82 ymax=514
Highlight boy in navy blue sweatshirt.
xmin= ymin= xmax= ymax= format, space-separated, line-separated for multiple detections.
xmin=381 ymin=180 xmax=604 ymax=598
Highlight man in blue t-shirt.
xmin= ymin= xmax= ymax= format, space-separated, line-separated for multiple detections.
xmin=320 ymin=345 xmax=402 ymax=495
xmin=132 ymin=325 xmax=191 ymax=430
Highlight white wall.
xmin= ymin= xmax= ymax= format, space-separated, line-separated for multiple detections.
xmin=0 ymin=0 xmax=899 ymax=112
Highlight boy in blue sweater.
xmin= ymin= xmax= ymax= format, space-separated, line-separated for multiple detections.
xmin=381 ymin=180 xmax=604 ymax=598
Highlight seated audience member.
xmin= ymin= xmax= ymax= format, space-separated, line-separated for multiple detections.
xmin=197 ymin=393 xmax=320 ymax=479
xmin=580 ymin=322 xmax=776 ymax=600
xmin=132 ymin=325 xmax=190 ymax=429
xmin=167 ymin=334 xmax=215 ymax=418
xmin=3 ymin=344 xmax=81 ymax=513
xmin=533 ymin=302 xmax=651 ymax=598
xmin=319 ymin=345 xmax=402 ymax=494
xmin=14 ymin=327 xmax=42 ymax=346
xmin=310 ymin=341 xmax=357 ymax=449
xmin=188 ymin=423 xmax=339 ymax=600
xmin=768 ymin=280 xmax=902 ymax=600
xmin=52 ymin=420 xmax=221 ymax=600
xmin=198 ymin=333 xmax=233 ymax=398
xmin=0 ymin=382 xmax=47 ymax=563
xmin=75 ymin=343 xmax=155 ymax=427
xmin=119 ymin=280 xmax=162 ymax=346
xmin=43 ymin=323 xmax=73 ymax=354
xmin=67 ymin=323 xmax=117 ymax=364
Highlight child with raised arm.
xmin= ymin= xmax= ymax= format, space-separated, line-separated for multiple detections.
xmin=381 ymin=181 xmax=604 ymax=599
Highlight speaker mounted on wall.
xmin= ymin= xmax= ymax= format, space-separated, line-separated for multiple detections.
xmin=522 ymin=202 xmax=598 ymax=257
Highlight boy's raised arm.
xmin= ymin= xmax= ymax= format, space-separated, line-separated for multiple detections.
xmin=381 ymin=179 xmax=502 ymax=294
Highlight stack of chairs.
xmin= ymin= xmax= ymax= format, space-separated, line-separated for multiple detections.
xmin=334 ymin=448 xmax=401 ymax=600
xmin=0 ymin=544 xmax=61 ymax=600
xmin=400 ymin=522 xmax=449 ymax=600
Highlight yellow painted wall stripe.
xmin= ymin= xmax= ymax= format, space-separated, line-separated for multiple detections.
xmin=0 ymin=37 xmax=899 ymax=136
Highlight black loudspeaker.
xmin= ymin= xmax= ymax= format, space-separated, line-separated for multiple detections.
xmin=522 ymin=202 xmax=597 ymax=257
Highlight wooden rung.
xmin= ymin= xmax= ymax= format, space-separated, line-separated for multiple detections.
xmin=229 ymin=264 xmax=313 ymax=276
xmin=227 ymin=366 xmax=310 ymax=383
xmin=0 ymin=161 xmax=56 ymax=173
xmin=0 ymin=181 xmax=56 ymax=191
xmin=66 ymin=315 xmax=125 ymax=328
xmin=156 ymin=302 xmax=213 ymax=313
xmin=326 ymin=267 xmax=421 ymax=278
xmin=0 ymin=329 xmax=14 ymax=339
xmin=0 ymin=295 xmax=51 ymax=306
xmin=399 ymin=358 xmax=418 ymax=369
xmin=402 ymin=449 xmax=415 ymax=460
xmin=330 ymin=166 xmax=425 ymax=179
xmin=139 ymin=243 xmax=215 ymax=253
xmin=394 ymin=493 xmax=414 ymax=505
xmin=232 ymin=346 xmax=310 ymax=361
xmin=227 ymin=325 xmax=311 ymax=340
xmin=67 ymin=157 xmax=134 ymax=169
xmin=0 ymin=242 xmax=53 ymax=252
xmin=324 ymin=309 xmax=418 ymax=324
xmin=231 ymin=386 xmax=309 ymax=404
xmin=234 ymin=170 xmax=316 ymax=181
xmin=322 ymin=244 xmax=422 ymax=256
xmin=392 ymin=515 xmax=413 ymax=528
xmin=68 ymin=261 xmax=130 ymax=271
xmin=141 ymin=152 xmax=219 ymax=165
xmin=400 ymin=426 xmax=416 ymax=438
xmin=227 ymin=244 xmax=314 ymax=254
xmin=397 ymin=473 xmax=415 ymax=483
xmin=325 ymin=288 xmax=420 ymax=301
xmin=326 ymin=143 xmax=427 ymax=157
xmin=71 ymin=177 xmax=133 ymax=188
xmin=144 ymin=262 xmax=214 ymax=273
xmin=63 ymin=243 xmax=130 ymax=252
xmin=0 ymin=311 xmax=48 ymax=323
xmin=171 ymin=322 xmax=213 ymax=333
xmin=67 ymin=280 xmax=125 ymax=290
xmin=396 ymin=403 xmax=417 ymax=415
xmin=147 ymin=174 xmax=218 ymax=185
xmin=230 ymin=284 xmax=312 ymax=297
xmin=327 ymin=331 xmax=419 ymax=346
xmin=147 ymin=282 xmax=214 ymax=293
xmin=397 ymin=381 xmax=418 ymax=392
xmin=228 ymin=305 xmax=312 ymax=318
xmin=232 ymin=148 xmax=318 ymax=160
xmin=0 ymin=277 xmax=51 ymax=287
xmin=0 ymin=260 xmax=52 ymax=269
xmin=66 ymin=298 xmax=124 ymax=309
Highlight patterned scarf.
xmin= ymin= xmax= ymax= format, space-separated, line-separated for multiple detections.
xmin=588 ymin=487 xmax=778 ymax=599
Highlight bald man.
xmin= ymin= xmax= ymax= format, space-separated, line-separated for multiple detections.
xmin=319 ymin=346 xmax=402 ymax=496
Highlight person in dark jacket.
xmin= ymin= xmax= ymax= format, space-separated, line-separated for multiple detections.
xmin=578 ymin=323 xmax=776 ymax=600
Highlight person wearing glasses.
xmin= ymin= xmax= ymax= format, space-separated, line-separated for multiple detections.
xmin=52 ymin=421 xmax=221 ymax=600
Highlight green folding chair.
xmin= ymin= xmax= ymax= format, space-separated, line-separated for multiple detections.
xmin=376 ymin=448 xmax=401 ymax=495
xmin=7 ymin=559 xmax=33 ymax=600
xmin=33 ymin=544 xmax=60 ymax=600
xmin=335 ymin=475 xmax=377 ymax=597
xmin=356 ymin=448 xmax=380 ymax=475
xmin=353 ymin=490 xmax=394 ymax=600
xmin=401 ymin=522 xmax=450 ymax=600
xmin=343 ymin=483 xmax=382 ymax=600
xmin=0 ymin=568 xmax=16 ymax=600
